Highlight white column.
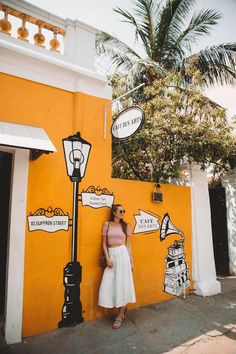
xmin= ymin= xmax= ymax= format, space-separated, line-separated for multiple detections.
xmin=189 ymin=164 xmax=221 ymax=296
xmin=5 ymin=149 xmax=29 ymax=344
xmin=222 ymin=173 xmax=236 ymax=275
xmin=64 ymin=19 xmax=97 ymax=70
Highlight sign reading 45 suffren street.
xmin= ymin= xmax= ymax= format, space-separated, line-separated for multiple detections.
xmin=111 ymin=106 xmax=145 ymax=140
xmin=28 ymin=206 xmax=69 ymax=233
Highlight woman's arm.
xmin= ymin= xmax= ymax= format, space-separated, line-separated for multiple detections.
xmin=125 ymin=224 xmax=134 ymax=271
xmin=102 ymin=222 xmax=113 ymax=268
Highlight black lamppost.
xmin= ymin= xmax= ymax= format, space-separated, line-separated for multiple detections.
xmin=58 ymin=132 xmax=91 ymax=328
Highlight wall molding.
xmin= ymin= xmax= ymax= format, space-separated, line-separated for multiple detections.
xmin=0 ymin=37 xmax=112 ymax=99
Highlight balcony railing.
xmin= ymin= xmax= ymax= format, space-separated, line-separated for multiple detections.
xmin=0 ymin=3 xmax=65 ymax=53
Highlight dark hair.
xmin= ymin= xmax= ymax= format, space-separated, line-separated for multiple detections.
xmin=109 ymin=204 xmax=127 ymax=236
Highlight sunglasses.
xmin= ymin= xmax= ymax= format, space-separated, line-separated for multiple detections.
xmin=118 ymin=210 xmax=126 ymax=214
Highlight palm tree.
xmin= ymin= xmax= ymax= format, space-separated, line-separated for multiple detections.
xmin=96 ymin=0 xmax=236 ymax=87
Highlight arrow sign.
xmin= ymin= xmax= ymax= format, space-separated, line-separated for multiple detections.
xmin=133 ymin=209 xmax=160 ymax=234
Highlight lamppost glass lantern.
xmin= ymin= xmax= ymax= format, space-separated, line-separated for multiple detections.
xmin=62 ymin=132 xmax=91 ymax=182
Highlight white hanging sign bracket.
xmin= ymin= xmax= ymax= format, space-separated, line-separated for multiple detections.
xmin=103 ymin=82 xmax=145 ymax=139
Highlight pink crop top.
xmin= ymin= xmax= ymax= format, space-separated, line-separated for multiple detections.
xmin=102 ymin=222 xmax=131 ymax=245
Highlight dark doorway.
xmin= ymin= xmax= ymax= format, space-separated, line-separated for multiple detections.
xmin=0 ymin=152 xmax=12 ymax=320
xmin=209 ymin=187 xmax=229 ymax=276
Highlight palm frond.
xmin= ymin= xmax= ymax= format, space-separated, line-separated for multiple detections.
xmin=134 ymin=0 xmax=161 ymax=25
xmin=96 ymin=31 xmax=141 ymax=71
xmin=197 ymin=44 xmax=236 ymax=85
xmin=166 ymin=0 xmax=196 ymax=44
xmin=96 ymin=31 xmax=140 ymax=58
xmin=95 ymin=1 xmax=236 ymax=89
xmin=133 ymin=0 xmax=162 ymax=59
xmin=176 ymin=9 xmax=221 ymax=50
xmin=156 ymin=0 xmax=194 ymax=62
xmin=165 ymin=8 xmax=221 ymax=66
xmin=114 ymin=6 xmax=151 ymax=55
xmin=178 ymin=44 xmax=236 ymax=85
xmin=115 ymin=0 xmax=163 ymax=60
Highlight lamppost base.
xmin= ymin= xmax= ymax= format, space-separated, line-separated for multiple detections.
xmin=58 ymin=317 xmax=83 ymax=328
xmin=58 ymin=261 xmax=84 ymax=328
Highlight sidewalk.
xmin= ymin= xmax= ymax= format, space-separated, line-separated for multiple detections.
xmin=1 ymin=277 xmax=236 ymax=354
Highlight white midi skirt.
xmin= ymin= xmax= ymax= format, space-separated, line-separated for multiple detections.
xmin=98 ymin=245 xmax=136 ymax=308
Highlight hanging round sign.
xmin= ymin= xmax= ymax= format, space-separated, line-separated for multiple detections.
xmin=111 ymin=106 xmax=145 ymax=140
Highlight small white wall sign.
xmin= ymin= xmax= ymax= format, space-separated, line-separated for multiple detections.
xmin=28 ymin=207 xmax=69 ymax=233
xmin=111 ymin=106 xmax=145 ymax=140
xmin=81 ymin=186 xmax=114 ymax=209
xmin=82 ymin=193 xmax=114 ymax=208
xmin=133 ymin=209 xmax=160 ymax=234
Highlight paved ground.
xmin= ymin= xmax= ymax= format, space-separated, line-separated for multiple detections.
xmin=0 ymin=277 xmax=236 ymax=354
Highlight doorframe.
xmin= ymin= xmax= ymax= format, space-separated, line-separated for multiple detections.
xmin=0 ymin=147 xmax=29 ymax=344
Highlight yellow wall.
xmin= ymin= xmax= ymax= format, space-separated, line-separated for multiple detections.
xmin=0 ymin=73 xmax=192 ymax=337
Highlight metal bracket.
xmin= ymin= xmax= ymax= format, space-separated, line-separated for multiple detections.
xmin=69 ymin=219 xmax=73 ymax=227
xmin=103 ymin=82 xmax=145 ymax=139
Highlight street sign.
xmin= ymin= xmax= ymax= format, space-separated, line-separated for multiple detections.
xmin=28 ymin=215 xmax=69 ymax=232
xmin=27 ymin=206 xmax=69 ymax=233
xmin=81 ymin=193 xmax=114 ymax=208
xmin=81 ymin=185 xmax=114 ymax=209
xmin=133 ymin=209 xmax=160 ymax=234
xmin=111 ymin=106 xmax=145 ymax=140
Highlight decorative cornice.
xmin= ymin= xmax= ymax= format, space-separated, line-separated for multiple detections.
xmin=73 ymin=20 xmax=98 ymax=34
xmin=0 ymin=39 xmax=112 ymax=99
xmin=0 ymin=34 xmax=104 ymax=80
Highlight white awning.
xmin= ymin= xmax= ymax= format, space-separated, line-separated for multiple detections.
xmin=0 ymin=121 xmax=56 ymax=160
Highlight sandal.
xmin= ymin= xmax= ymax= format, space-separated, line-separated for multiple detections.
xmin=112 ymin=307 xmax=127 ymax=329
xmin=112 ymin=316 xmax=124 ymax=329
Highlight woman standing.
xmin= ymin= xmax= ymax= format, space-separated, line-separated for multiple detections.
xmin=98 ymin=204 xmax=136 ymax=329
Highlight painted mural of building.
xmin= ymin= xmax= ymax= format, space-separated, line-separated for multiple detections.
xmin=0 ymin=0 xmax=220 ymax=346
xmin=164 ymin=240 xmax=190 ymax=296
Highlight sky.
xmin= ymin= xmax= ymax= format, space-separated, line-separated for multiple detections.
xmin=26 ymin=0 xmax=236 ymax=117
